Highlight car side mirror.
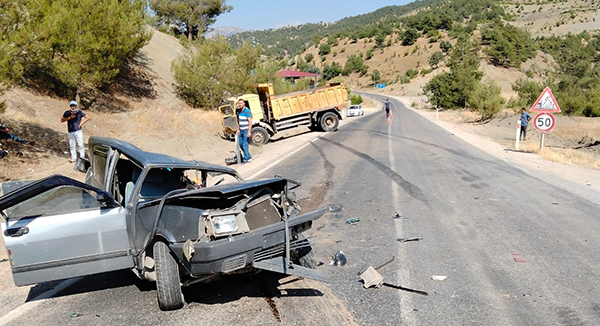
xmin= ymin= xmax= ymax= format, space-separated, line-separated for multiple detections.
xmin=96 ymin=193 xmax=114 ymax=205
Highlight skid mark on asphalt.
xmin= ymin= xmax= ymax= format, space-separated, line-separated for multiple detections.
xmin=298 ymin=143 xmax=336 ymax=212
xmin=339 ymin=128 xmax=527 ymax=176
xmin=317 ymin=137 xmax=427 ymax=203
xmin=557 ymin=307 xmax=586 ymax=326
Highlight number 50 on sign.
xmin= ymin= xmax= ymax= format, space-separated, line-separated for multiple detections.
xmin=533 ymin=113 xmax=555 ymax=132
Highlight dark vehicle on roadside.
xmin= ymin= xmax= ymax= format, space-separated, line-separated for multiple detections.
xmin=0 ymin=137 xmax=335 ymax=310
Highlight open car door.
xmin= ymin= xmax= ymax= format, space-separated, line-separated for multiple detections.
xmin=0 ymin=175 xmax=133 ymax=286
xmin=219 ymin=104 xmax=238 ymax=134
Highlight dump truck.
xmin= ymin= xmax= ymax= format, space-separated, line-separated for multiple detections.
xmin=220 ymin=83 xmax=349 ymax=145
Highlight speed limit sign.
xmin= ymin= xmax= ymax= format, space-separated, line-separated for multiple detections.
xmin=533 ymin=113 xmax=555 ymax=132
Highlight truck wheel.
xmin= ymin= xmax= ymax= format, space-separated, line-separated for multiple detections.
xmin=319 ymin=112 xmax=339 ymax=132
xmin=154 ymin=241 xmax=184 ymax=311
xmin=251 ymin=126 xmax=270 ymax=145
xmin=292 ymin=234 xmax=317 ymax=269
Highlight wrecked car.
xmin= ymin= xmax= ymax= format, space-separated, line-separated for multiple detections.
xmin=0 ymin=137 xmax=336 ymax=310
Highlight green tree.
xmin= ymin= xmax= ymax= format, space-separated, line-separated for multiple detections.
xmin=1 ymin=0 xmax=150 ymax=103
xmin=172 ymin=37 xmax=234 ymax=108
xmin=304 ymin=53 xmax=314 ymax=63
xmin=150 ymin=0 xmax=232 ymax=41
xmin=402 ymin=28 xmax=419 ymax=46
xmin=350 ymin=94 xmax=363 ymax=104
xmin=423 ymin=36 xmax=483 ymax=109
xmin=467 ymin=81 xmax=505 ymax=120
xmin=428 ymin=51 xmax=444 ymax=69
xmin=371 ymin=69 xmax=381 ymax=85
xmin=440 ymin=40 xmax=452 ymax=53
xmin=322 ymin=62 xmax=342 ymax=80
xmin=319 ymin=43 xmax=331 ymax=56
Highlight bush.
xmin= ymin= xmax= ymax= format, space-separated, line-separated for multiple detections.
xmin=429 ymin=51 xmax=444 ymax=69
xmin=319 ymin=44 xmax=331 ymax=56
xmin=350 ymin=94 xmax=363 ymax=105
xmin=467 ymin=81 xmax=505 ymax=120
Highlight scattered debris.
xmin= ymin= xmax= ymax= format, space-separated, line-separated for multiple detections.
xmin=375 ymin=256 xmax=395 ymax=271
xmin=360 ymin=266 xmax=384 ymax=288
xmin=392 ymin=212 xmax=410 ymax=219
xmin=551 ymin=202 xmax=559 ymax=205
xmin=70 ymin=312 xmax=81 ymax=318
xmin=586 ymin=183 xmax=592 ymax=187
xmin=330 ymin=251 xmax=347 ymax=266
xmin=345 ymin=217 xmax=360 ymax=225
xmin=397 ymin=237 xmax=423 ymax=243
xmin=474 ymin=196 xmax=480 ymax=200
xmin=430 ymin=275 xmax=447 ymax=281
xmin=0 ymin=258 xmax=8 ymax=263
xmin=513 ymin=253 xmax=526 ymax=263
xmin=382 ymin=282 xmax=429 ymax=296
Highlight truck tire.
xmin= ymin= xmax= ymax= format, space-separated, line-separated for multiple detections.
xmin=154 ymin=241 xmax=184 ymax=311
xmin=319 ymin=112 xmax=339 ymax=132
xmin=251 ymin=126 xmax=270 ymax=145
xmin=292 ymin=234 xmax=317 ymax=269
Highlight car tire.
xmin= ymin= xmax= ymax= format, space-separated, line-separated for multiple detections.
xmin=319 ymin=112 xmax=339 ymax=132
xmin=292 ymin=234 xmax=317 ymax=269
xmin=251 ymin=126 xmax=270 ymax=145
xmin=154 ymin=241 xmax=184 ymax=311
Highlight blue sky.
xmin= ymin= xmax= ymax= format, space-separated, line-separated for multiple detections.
xmin=213 ymin=0 xmax=412 ymax=31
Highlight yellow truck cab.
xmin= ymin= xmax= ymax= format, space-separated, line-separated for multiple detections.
xmin=220 ymin=83 xmax=348 ymax=145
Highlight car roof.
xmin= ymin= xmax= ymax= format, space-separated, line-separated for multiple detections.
xmin=88 ymin=137 xmax=237 ymax=174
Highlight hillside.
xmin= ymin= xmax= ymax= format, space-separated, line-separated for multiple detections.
xmin=247 ymin=0 xmax=598 ymax=99
xmin=228 ymin=0 xmax=440 ymax=56
xmin=0 ymin=29 xmax=231 ymax=182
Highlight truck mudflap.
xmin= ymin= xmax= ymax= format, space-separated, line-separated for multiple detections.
xmin=253 ymin=256 xmax=329 ymax=282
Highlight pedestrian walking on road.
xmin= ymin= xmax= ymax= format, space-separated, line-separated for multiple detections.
xmin=61 ymin=100 xmax=91 ymax=163
xmin=236 ymin=99 xmax=252 ymax=163
xmin=520 ymin=107 xmax=532 ymax=141
xmin=383 ymin=99 xmax=392 ymax=123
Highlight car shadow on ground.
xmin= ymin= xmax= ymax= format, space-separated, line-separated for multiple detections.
xmin=26 ymin=269 xmax=323 ymax=304
xmin=182 ymin=271 xmax=323 ymax=305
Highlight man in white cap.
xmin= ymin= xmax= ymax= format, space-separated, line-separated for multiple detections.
xmin=60 ymin=100 xmax=91 ymax=163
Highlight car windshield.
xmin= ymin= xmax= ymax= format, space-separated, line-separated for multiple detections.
xmin=139 ymin=167 xmax=239 ymax=198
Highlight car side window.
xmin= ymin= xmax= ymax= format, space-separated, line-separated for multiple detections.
xmin=92 ymin=146 xmax=108 ymax=187
xmin=5 ymin=185 xmax=104 ymax=220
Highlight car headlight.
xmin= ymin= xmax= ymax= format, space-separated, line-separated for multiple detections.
xmin=212 ymin=214 xmax=238 ymax=234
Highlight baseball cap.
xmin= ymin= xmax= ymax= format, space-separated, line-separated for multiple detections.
xmin=70 ymin=100 xmax=77 ymax=106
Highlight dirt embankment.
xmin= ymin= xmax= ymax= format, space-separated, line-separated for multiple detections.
xmin=0 ymin=29 xmax=232 ymax=182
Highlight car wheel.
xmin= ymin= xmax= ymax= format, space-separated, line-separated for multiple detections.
xmin=154 ymin=241 xmax=184 ymax=311
xmin=292 ymin=234 xmax=317 ymax=269
xmin=251 ymin=126 xmax=270 ymax=145
xmin=319 ymin=112 xmax=339 ymax=132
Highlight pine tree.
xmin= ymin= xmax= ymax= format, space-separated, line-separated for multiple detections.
xmin=150 ymin=0 xmax=232 ymax=41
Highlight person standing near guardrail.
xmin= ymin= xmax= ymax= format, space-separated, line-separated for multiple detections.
xmin=236 ymin=99 xmax=252 ymax=163
xmin=520 ymin=107 xmax=532 ymax=141
xmin=61 ymin=100 xmax=91 ymax=163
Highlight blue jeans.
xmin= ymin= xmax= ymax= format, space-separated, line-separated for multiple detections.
xmin=239 ymin=131 xmax=252 ymax=162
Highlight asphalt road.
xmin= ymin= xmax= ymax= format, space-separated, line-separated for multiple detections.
xmin=3 ymin=96 xmax=600 ymax=325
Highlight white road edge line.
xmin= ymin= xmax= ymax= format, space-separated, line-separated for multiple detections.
xmin=388 ymin=114 xmax=416 ymax=325
xmin=0 ymin=277 xmax=82 ymax=325
xmin=247 ymin=132 xmax=328 ymax=180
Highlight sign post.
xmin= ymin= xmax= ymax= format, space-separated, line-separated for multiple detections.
xmin=533 ymin=112 xmax=556 ymax=149
xmin=530 ymin=87 xmax=561 ymax=150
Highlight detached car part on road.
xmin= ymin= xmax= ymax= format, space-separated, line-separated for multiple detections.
xmin=0 ymin=137 xmax=336 ymax=310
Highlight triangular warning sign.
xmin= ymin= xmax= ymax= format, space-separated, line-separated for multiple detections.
xmin=530 ymin=87 xmax=561 ymax=113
